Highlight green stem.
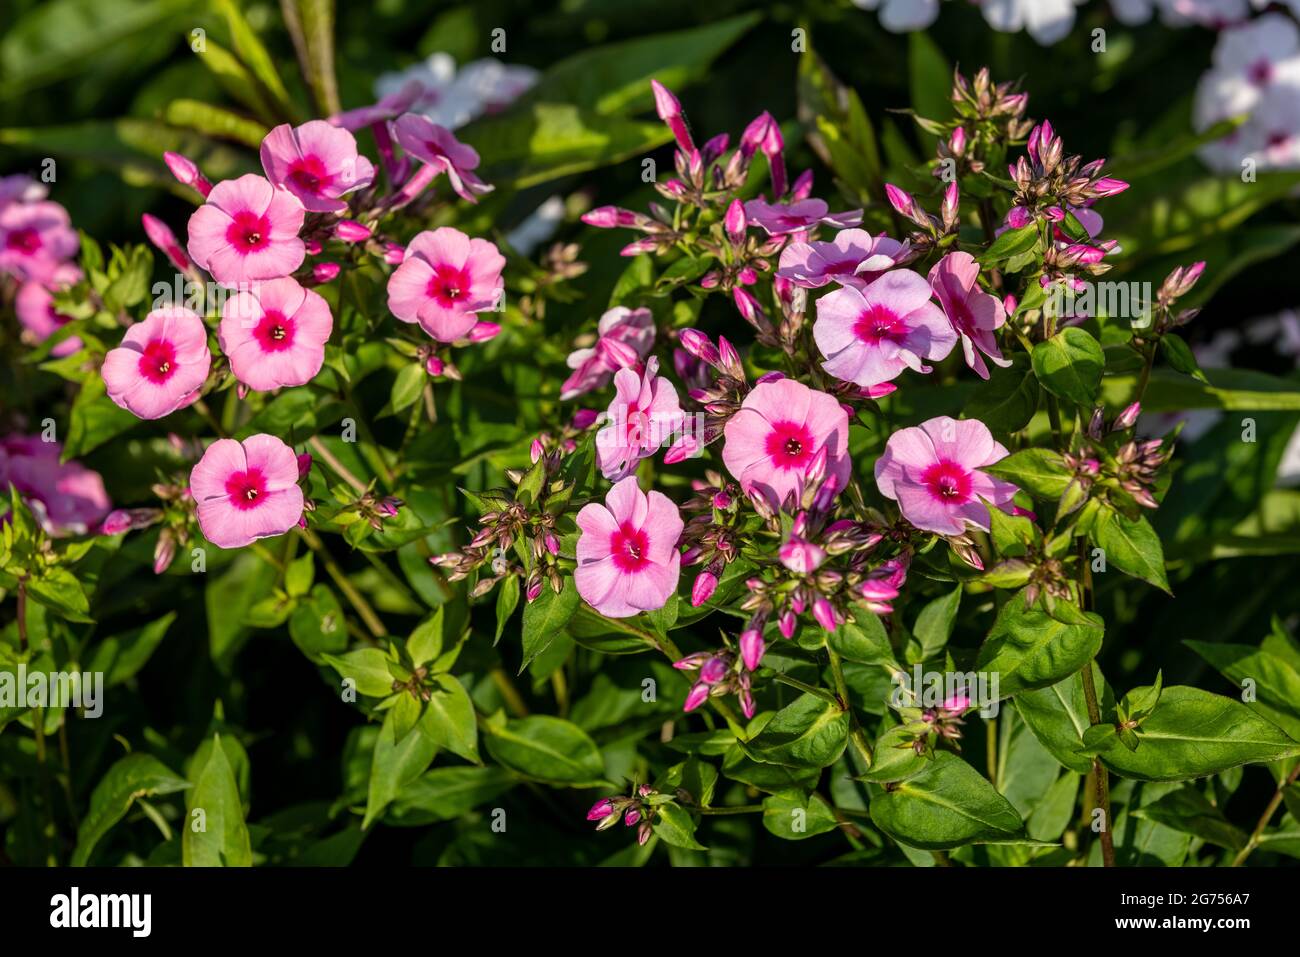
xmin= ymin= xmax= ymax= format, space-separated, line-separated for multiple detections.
xmin=308 ymin=436 xmax=368 ymax=495
xmin=695 ymin=804 xmax=764 ymax=816
xmin=828 ymin=648 xmax=874 ymax=766
xmin=772 ymin=671 xmax=841 ymax=704
xmin=298 ymin=527 xmax=385 ymax=639
xmin=1232 ymin=762 xmax=1300 ymax=866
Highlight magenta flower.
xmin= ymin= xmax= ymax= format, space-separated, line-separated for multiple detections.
xmin=219 ymin=277 xmax=333 ymax=392
xmin=190 ymin=434 xmax=306 ymax=549
xmin=260 ymin=121 xmax=376 ymax=213
xmin=575 ymin=476 xmax=683 ymax=618
xmin=187 ymin=175 xmax=305 ymax=286
xmin=387 ymin=226 xmax=504 ymax=342
xmin=101 ymin=307 xmax=212 ymax=420
xmin=0 ymin=200 xmax=78 ymax=283
xmin=928 ymin=252 xmax=1011 ymax=380
xmin=744 ymin=198 xmax=862 ymax=236
xmin=0 ymin=435 xmax=109 ymax=536
xmin=874 ymin=416 xmax=1018 ymax=536
xmin=595 ymin=356 xmax=684 ymax=481
xmin=777 ymin=229 xmax=907 ymax=289
xmin=721 ymin=379 xmax=850 ymax=510
xmin=392 ymin=114 xmax=493 ymax=203
xmin=560 ymin=306 xmax=655 ymax=400
xmin=15 ymin=263 xmax=82 ymax=357
xmin=813 ymin=269 xmax=956 ymax=389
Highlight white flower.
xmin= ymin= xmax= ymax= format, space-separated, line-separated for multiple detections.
xmin=979 ymin=0 xmax=1087 ymax=46
xmin=374 ymin=53 xmax=537 ymax=131
xmin=851 ymin=0 xmax=940 ymax=32
xmin=1160 ymin=0 xmax=1250 ymax=26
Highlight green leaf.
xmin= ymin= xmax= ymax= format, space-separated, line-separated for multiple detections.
xmin=1093 ymin=507 xmax=1171 ymax=593
xmin=1100 ymin=686 xmax=1300 ymax=782
xmin=742 ymin=693 xmax=849 ymax=769
xmin=519 ymin=579 xmax=579 ymax=673
xmin=364 ymin=706 xmax=439 ymax=828
xmin=162 ymin=98 xmax=268 ymax=148
xmin=907 ymin=31 xmax=950 ymax=151
xmin=965 ymin=357 xmax=1040 ymax=433
xmin=387 ymin=766 xmax=516 ymax=826
xmin=1185 ymin=641 xmax=1300 ymax=721
xmin=494 ymin=574 xmax=520 ymax=644
xmin=762 ymin=789 xmax=839 ymax=840
xmin=982 ymin=448 xmax=1072 ymax=499
xmin=869 ymin=752 xmax=1025 ymax=850
xmin=281 ymin=0 xmax=340 ymax=115
xmin=483 ymin=715 xmax=606 ymax=785
xmin=288 ymin=584 xmax=347 ymax=662
xmin=72 ymin=753 xmax=188 ymax=866
xmin=1014 ymin=667 xmax=1113 ymax=774
xmin=828 ymin=612 xmax=896 ymax=666
xmin=385 ymin=363 xmax=426 ymax=417
xmin=1161 ymin=333 xmax=1208 ymax=383
xmin=420 ymin=675 xmax=479 ymax=764
xmin=979 ymin=224 xmax=1040 ymax=265
xmin=86 ymin=612 xmax=176 ymax=686
xmin=652 ymin=802 xmax=707 ymax=850
xmin=407 ymin=608 xmax=444 ymax=666
xmin=1131 ymin=786 xmax=1248 ymax=850
xmin=323 ymin=648 xmax=395 ymax=698
xmin=284 ymin=553 xmax=314 ymax=598
xmin=912 ymin=584 xmax=962 ymax=660
xmin=1031 ymin=328 xmax=1105 ymax=406
xmin=977 ymin=594 xmax=1105 ymax=697
xmin=183 ymin=734 xmax=252 ymax=866
xmin=27 ymin=567 xmax=92 ymax=622
xmin=214 ymin=0 xmax=298 ymax=121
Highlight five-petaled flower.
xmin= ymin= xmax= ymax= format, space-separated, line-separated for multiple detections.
xmin=101 ymin=306 xmax=212 ymax=420
xmin=219 ymin=277 xmax=334 ymax=392
xmin=575 ymin=476 xmax=683 ymax=618
xmin=387 ymin=226 xmax=504 ymax=341
xmin=260 ymin=120 xmax=376 ymax=213
xmin=190 ymin=434 xmax=306 ymax=549
xmin=187 ymin=174 xmax=306 ymax=286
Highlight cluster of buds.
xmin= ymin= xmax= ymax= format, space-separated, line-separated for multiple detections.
xmin=1038 ymin=233 xmax=1120 ymax=293
xmin=1007 ymin=121 xmax=1129 ymax=229
xmin=530 ymin=409 xmax=599 ymax=466
xmin=697 ymin=198 xmax=782 ymax=300
xmin=1107 ymin=435 xmax=1171 ymax=512
xmin=1059 ymin=403 xmax=1171 ymax=516
xmin=950 ymin=68 xmax=1032 ymax=141
xmin=586 ymin=784 xmax=660 ymax=846
xmin=679 ymin=470 xmax=744 ymax=606
xmin=665 ymin=329 xmax=747 ymax=462
xmin=674 ymin=645 xmax=757 ymax=718
xmin=987 ymin=550 xmax=1073 ymax=609
xmin=1134 ymin=260 xmax=1206 ymax=343
xmin=884 ymin=182 xmax=959 ymax=257
xmin=893 ymin=693 xmax=972 ymax=757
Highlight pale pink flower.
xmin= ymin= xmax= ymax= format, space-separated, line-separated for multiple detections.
xmin=721 ymin=379 xmax=851 ymax=509
xmin=874 ymin=416 xmax=1018 ymax=535
xmin=777 ymin=229 xmax=908 ymax=289
xmin=0 ymin=200 xmax=78 ymax=283
xmin=101 ymin=306 xmax=212 ymax=420
xmin=186 ymin=174 xmax=306 ymax=286
xmin=743 ymin=198 xmax=863 ymax=236
xmin=813 ymin=269 xmax=957 ymax=388
xmin=392 ymin=114 xmax=493 ymax=202
xmin=928 ymin=252 xmax=1011 ymax=380
xmin=191 ymin=434 xmax=305 ymax=549
xmin=575 ymin=476 xmax=683 ymax=618
xmin=387 ymin=226 xmax=504 ymax=342
xmin=219 ymin=277 xmax=333 ymax=391
xmin=260 ymin=120 xmax=376 ymax=213
xmin=15 ymin=262 xmax=82 ymax=357
xmin=0 ymin=435 xmax=109 ymax=536
xmin=595 ymin=356 xmax=684 ymax=481
xmin=561 ymin=306 xmax=656 ymax=400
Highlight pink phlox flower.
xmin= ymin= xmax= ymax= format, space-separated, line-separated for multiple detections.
xmin=813 ymin=268 xmax=957 ymax=389
xmin=595 ymin=356 xmax=684 ymax=481
xmin=386 ymin=226 xmax=504 ymax=342
xmin=16 ymin=262 xmax=83 ymax=357
xmin=190 ymin=434 xmax=306 ymax=549
xmin=0 ymin=200 xmax=78 ymax=283
xmin=219 ymin=277 xmax=333 ymax=391
xmin=101 ymin=306 xmax=212 ymax=420
xmin=0 ymin=435 xmax=109 ymax=535
xmin=392 ymin=114 xmax=493 ymax=202
xmin=777 ymin=228 xmax=907 ymax=289
xmin=744 ymin=197 xmax=863 ymax=236
xmin=260 ymin=120 xmax=376 ymax=213
xmin=928 ymin=251 xmax=1011 ymax=380
xmin=721 ymin=378 xmax=850 ymax=511
xmin=186 ymin=174 xmax=306 ymax=286
xmin=575 ymin=476 xmax=683 ymax=618
xmin=560 ymin=306 xmax=655 ymax=400
xmin=874 ymin=416 xmax=1018 ymax=536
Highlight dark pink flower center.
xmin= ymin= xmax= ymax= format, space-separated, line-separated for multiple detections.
xmin=225 ymin=210 xmax=272 ymax=254
xmin=773 ymin=215 xmax=809 ymax=231
xmin=252 ymin=309 xmax=296 ymax=352
xmin=610 ymin=523 xmax=650 ymax=572
xmin=1248 ymin=58 xmax=1273 ymax=86
xmin=824 ymin=257 xmax=858 ymax=276
xmin=853 ymin=304 xmax=907 ymax=345
xmin=920 ymin=460 xmax=972 ymax=504
xmin=287 ymin=155 xmax=333 ymax=195
xmin=137 ymin=339 xmax=178 ymax=384
xmin=426 ymin=264 xmax=472 ymax=307
xmin=224 ymin=468 xmax=268 ymax=511
xmin=945 ymin=295 xmax=976 ymax=336
xmin=764 ymin=420 xmax=816 ymax=471
xmin=6 ymin=228 xmax=41 ymax=254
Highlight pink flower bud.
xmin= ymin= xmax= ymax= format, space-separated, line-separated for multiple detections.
xmin=740 ymin=629 xmax=766 ymax=671
xmin=691 ymin=570 xmax=718 ymax=607
xmin=525 ymin=578 xmax=543 ymax=602
xmin=304 ymin=238 xmax=323 ymax=256
xmin=100 ymin=510 xmax=134 ymax=536
xmin=153 ymin=530 xmax=176 ymax=575
xmin=1091 ymin=177 xmax=1129 ymax=197
xmin=650 ymin=78 xmax=694 ymax=153
xmin=296 ymin=453 xmax=313 ymax=479
xmin=335 ymin=219 xmax=372 ymax=242
xmin=1113 ymin=401 xmax=1141 ymax=431
xmin=469 ymin=321 xmax=501 ymax=343
xmin=679 ymin=328 xmax=720 ymax=366
xmin=163 ymin=151 xmax=211 ymax=197
xmin=699 ymin=656 xmax=728 ymax=685
xmin=884 ymin=183 xmax=914 ymax=218
xmin=812 ymin=596 xmax=838 ymax=632
xmin=587 ymin=798 xmax=615 ymax=820
xmin=724 ymin=198 xmax=747 ymax=246
xmin=941 ymin=694 xmax=971 ymax=714
xmin=384 ymin=243 xmax=405 ymax=264
xmin=141 ymin=214 xmax=191 ymax=272
xmin=683 ymin=682 xmax=710 ymax=712
xmin=313 ymin=262 xmax=340 ymax=283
